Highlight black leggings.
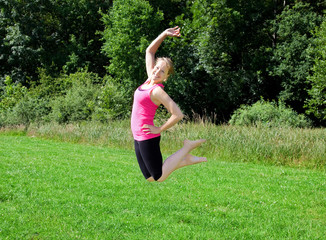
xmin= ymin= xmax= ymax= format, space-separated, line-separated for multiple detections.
xmin=134 ymin=136 xmax=163 ymax=181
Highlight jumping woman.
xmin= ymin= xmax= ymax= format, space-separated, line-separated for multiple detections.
xmin=131 ymin=26 xmax=206 ymax=182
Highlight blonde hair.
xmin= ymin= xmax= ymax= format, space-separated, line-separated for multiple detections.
xmin=156 ymin=57 xmax=174 ymax=76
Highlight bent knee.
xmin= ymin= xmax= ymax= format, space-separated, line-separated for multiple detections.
xmin=152 ymin=172 xmax=162 ymax=181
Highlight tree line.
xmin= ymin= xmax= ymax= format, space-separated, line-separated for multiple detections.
xmin=0 ymin=0 xmax=325 ymax=126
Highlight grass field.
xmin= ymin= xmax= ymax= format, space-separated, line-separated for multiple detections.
xmin=1 ymin=133 xmax=325 ymax=239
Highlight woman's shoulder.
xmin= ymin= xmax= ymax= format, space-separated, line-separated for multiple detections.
xmin=151 ymin=84 xmax=167 ymax=97
xmin=152 ymin=83 xmax=164 ymax=91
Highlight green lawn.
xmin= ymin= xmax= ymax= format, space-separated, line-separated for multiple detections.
xmin=0 ymin=135 xmax=325 ymax=239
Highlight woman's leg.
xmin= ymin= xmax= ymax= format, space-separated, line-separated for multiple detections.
xmin=147 ymin=154 xmax=206 ymax=182
xmin=136 ymin=137 xmax=163 ymax=181
xmin=134 ymin=140 xmax=152 ymax=180
xmin=157 ymin=139 xmax=206 ymax=182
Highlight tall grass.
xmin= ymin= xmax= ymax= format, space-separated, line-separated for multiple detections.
xmin=17 ymin=120 xmax=326 ymax=170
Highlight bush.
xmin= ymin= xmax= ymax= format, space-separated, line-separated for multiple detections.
xmin=5 ymin=96 xmax=50 ymax=126
xmin=0 ymin=76 xmax=29 ymax=127
xmin=92 ymin=76 xmax=130 ymax=122
xmin=31 ymin=68 xmax=102 ymax=98
xmin=47 ymin=71 xmax=132 ymax=124
xmin=0 ymin=70 xmax=133 ymax=126
xmin=0 ymin=76 xmax=27 ymax=110
xmin=229 ymin=99 xmax=312 ymax=128
xmin=49 ymin=80 xmax=100 ymax=124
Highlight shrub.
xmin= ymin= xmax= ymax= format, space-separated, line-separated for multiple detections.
xmin=229 ymin=99 xmax=312 ymax=128
xmin=0 ymin=70 xmax=105 ymax=127
xmin=5 ymin=96 xmax=50 ymax=126
xmin=0 ymin=76 xmax=27 ymax=110
xmin=44 ymin=70 xmax=102 ymax=124
xmin=0 ymin=76 xmax=29 ymax=127
xmin=92 ymin=76 xmax=130 ymax=122
xmin=49 ymin=80 xmax=100 ymax=124
xmin=31 ymin=68 xmax=102 ymax=99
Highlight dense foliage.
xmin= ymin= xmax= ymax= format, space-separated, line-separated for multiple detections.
xmin=1 ymin=0 xmax=325 ymax=126
xmin=305 ymin=20 xmax=326 ymax=123
xmin=269 ymin=2 xmax=323 ymax=113
xmin=0 ymin=0 xmax=111 ymax=85
xmin=229 ymin=99 xmax=312 ymax=128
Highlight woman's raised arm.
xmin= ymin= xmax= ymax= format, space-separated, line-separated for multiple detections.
xmin=145 ymin=26 xmax=180 ymax=77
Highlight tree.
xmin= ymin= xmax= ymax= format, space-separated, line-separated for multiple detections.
xmin=101 ymin=0 xmax=163 ymax=106
xmin=269 ymin=2 xmax=323 ymax=113
xmin=305 ymin=19 xmax=326 ymax=125
xmin=0 ymin=0 xmax=111 ymax=86
xmin=148 ymin=0 xmax=186 ymax=30
xmin=164 ymin=0 xmax=278 ymax=121
xmin=0 ymin=0 xmax=41 ymax=85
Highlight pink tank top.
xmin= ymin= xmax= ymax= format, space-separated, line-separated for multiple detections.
xmin=131 ymin=82 xmax=164 ymax=141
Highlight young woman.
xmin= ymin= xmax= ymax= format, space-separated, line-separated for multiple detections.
xmin=131 ymin=26 xmax=206 ymax=182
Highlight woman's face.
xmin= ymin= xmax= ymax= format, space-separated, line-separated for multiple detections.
xmin=151 ymin=61 xmax=169 ymax=83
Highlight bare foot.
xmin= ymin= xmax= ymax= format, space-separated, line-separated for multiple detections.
xmin=186 ymin=154 xmax=207 ymax=164
xmin=183 ymin=139 xmax=206 ymax=151
xmin=178 ymin=154 xmax=207 ymax=168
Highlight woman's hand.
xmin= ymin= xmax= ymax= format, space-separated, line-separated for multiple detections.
xmin=164 ymin=26 xmax=181 ymax=38
xmin=142 ymin=124 xmax=161 ymax=135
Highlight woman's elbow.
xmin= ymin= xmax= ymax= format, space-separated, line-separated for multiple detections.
xmin=146 ymin=47 xmax=154 ymax=54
